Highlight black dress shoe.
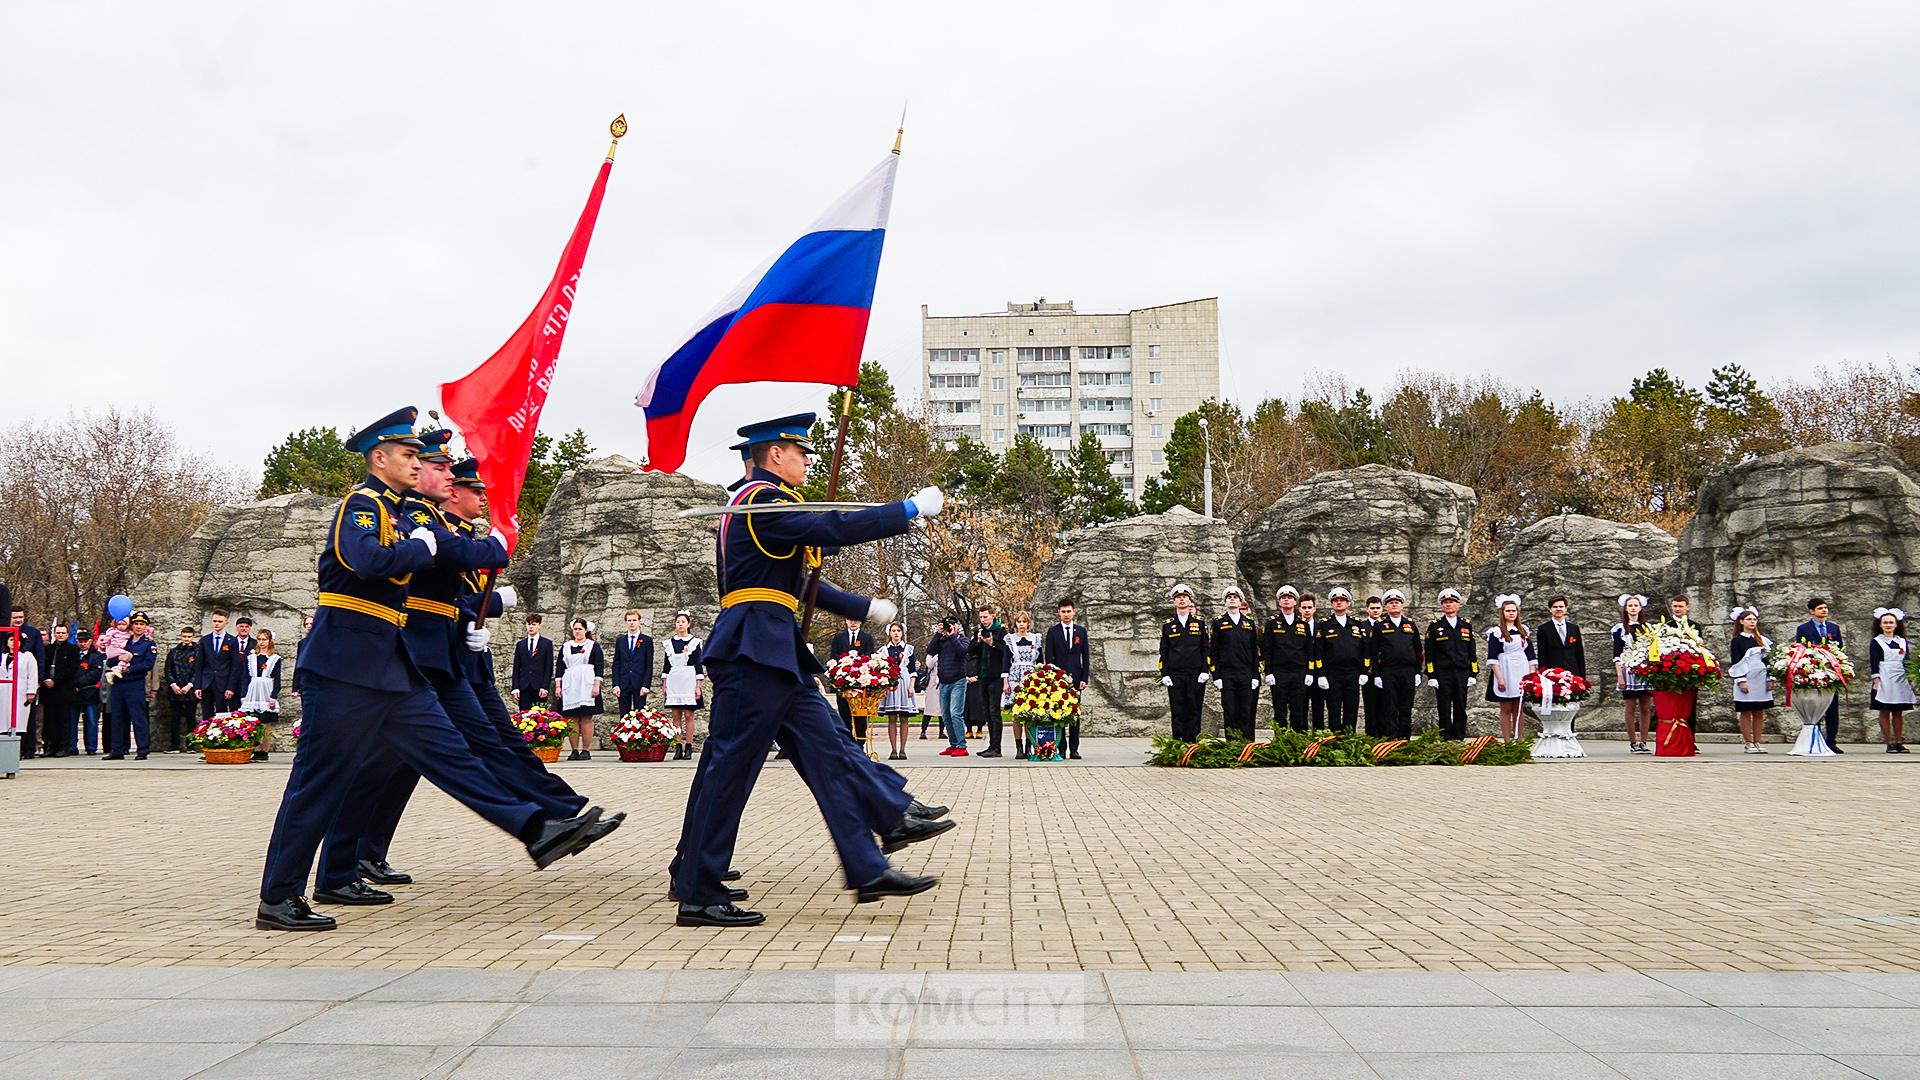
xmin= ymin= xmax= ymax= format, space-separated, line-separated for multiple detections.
xmin=313 ymin=880 xmax=394 ymax=906
xmin=251 ymin=751 xmax=269 ymax=762
xmin=1832 ymin=744 xmax=1846 ymax=754
xmin=881 ymin=813 xmax=957 ymax=854
xmin=908 ymin=800 xmax=949 ymax=820
xmin=721 ymin=869 xmax=743 ymax=882
xmin=357 ymin=859 xmax=413 ymax=885
xmin=102 ymin=754 xmax=124 ymax=760
xmin=1069 ymin=751 xmax=1083 ymax=759
xmin=256 ymin=896 xmax=337 ymax=932
xmin=525 ymin=807 xmax=604 ymax=869
xmin=135 ymin=753 xmax=149 ymax=760
xmin=669 ymin=884 xmax=749 ymax=902
xmin=677 ymin=902 xmax=765 ymax=927
xmin=855 ymin=868 xmax=939 ymax=903
xmin=978 ymin=749 xmax=1001 ymax=758
xmin=575 ymin=811 xmax=625 ymax=851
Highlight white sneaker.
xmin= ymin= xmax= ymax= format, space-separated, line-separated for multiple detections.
xmin=1754 ymin=745 xmax=1768 ymax=753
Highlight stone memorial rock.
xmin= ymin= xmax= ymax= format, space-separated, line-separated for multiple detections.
xmin=1238 ymin=465 xmax=1476 ymax=609
xmin=1668 ymin=441 xmax=1920 ymax=742
xmin=1034 ymin=506 xmax=1244 ymax=736
xmin=1469 ymin=514 xmax=1678 ymax=727
xmin=132 ymin=492 xmax=339 ymax=738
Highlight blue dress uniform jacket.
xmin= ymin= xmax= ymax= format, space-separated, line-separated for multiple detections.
xmin=397 ymin=500 xmax=508 ymax=678
xmin=705 ymin=471 xmax=909 ymax=675
xmin=612 ymin=632 xmax=655 ymax=697
xmin=300 ymin=476 xmax=437 ymax=691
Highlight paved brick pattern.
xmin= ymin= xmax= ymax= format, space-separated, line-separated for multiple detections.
xmin=3 ymin=746 xmax=1918 ymax=973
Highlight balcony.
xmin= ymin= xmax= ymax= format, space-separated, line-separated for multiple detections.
xmin=1016 ymin=385 xmax=1071 ymax=401
xmin=926 ymin=384 xmax=980 ymax=402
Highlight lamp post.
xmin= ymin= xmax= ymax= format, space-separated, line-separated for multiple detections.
xmin=1198 ymin=415 xmax=1213 ymax=520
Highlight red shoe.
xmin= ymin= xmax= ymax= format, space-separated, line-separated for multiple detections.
xmin=950 ymin=747 xmax=969 ymax=757
xmin=937 ymin=747 xmax=956 ymax=756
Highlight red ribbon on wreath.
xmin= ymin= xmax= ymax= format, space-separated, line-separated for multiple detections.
xmin=1370 ymin=739 xmax=1409 ymax=762
xmin=1459 ymin=734 xmax=1495 ymax=764
xmin=1178 ymin=742 xmax=1203 ymax=767
xmin=1300 ymin=735 xmax=1338 ymax=762
xmin=1235 ymin=741 xmax=1267 ymax=764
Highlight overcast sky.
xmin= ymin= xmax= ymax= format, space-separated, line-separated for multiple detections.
xmin=6 ymin=2 xmax=1918 ymax=489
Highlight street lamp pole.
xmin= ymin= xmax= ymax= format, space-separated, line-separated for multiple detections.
xmin=1198 ymin=415 xmax=1213 ymax=520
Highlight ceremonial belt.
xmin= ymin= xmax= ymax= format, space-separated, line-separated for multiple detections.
xmin=404 ymin=596 xmax=461 ymax=620
xmin=721 ymin=588 xmax=799 ymax=613
xmin=318 ymin=592 xmax=408 ymax=627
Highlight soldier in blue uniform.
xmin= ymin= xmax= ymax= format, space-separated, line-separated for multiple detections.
xmin=312 ymin=429 xmax=617 ymax=906
xmin=104 ymin=612 xmax=157 ymax=759
xmin=254 ymin=408 xmax=608 ymax=932
xmin=673 ymin=415 xmax=952 ymax=927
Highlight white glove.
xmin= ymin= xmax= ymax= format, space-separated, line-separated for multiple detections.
xmin=1317 ymin=676 xmax=1329 ymax=689
xmin=1197 ymin=673 xmax=1209 ymax=684
xmin=1162 ymin=676 xmax=1173 ymax=687
xmin=1357 ymin=675 xmax=1368 ymax=686
xmin=1413 ymin=675 xmax=1424 ymax=687
xmin=908 ymin=486 xmax=945 ymax=519
xmin=1466 ymin=677 xmax=1476 ymax=688
xmin=409 ymin=526 xmax=438 ymax=557
xmin=1264 ymin=674 xmax=1276 ymax=687
xmin=868 ymin=597 xmax=899 ymax=625
xmin=464 ymin=622 xmax=491 ymax=652
xmin=1373 ymin=676 xmax=1383 ymax=688
xmin=489 ymin=525 xmax=509 ymax=548
xmin=1302 ymin=674 xmax=1313 ymax=687
xmin=1250 ymin=679 xmax=1260 ymax=690
xmin=495 ymin=585 xmax=518 ymax=610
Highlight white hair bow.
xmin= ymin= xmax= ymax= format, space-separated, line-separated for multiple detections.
xmin=1494 ymin=593 xmax=1522 ymax=608
xmin=1874 ymin=607 xmax=1908 ymax=622
xmin=1728 ymin=606 xmax=1756 ymax=622
xmin=1617 ymin=593 xmax=1649 ymax=608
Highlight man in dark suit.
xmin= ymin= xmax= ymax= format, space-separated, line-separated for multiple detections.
xmin=233 ymin=616 xmax=256 ymax=656
xmin=10 ymin=605 xmax=45 ymax=757
xmin=1534 ymin=596 xmax=1587 ymax=678
xmin=611 ymin=610 xmax=654 ymax=717
xmin=966 ymin=604 xmax=1009 ymax=756
xmin=39 ymin=623 xmax=81 ymax=756
xmin=1796 ymin=596 xmax=1846 ymax=752
xmin=512 ymin=614 xmax=555 ymax=712
xmin=194 ymin=608 xmax=247 ymax=720
xmin=1042 ymin=599 xmax=1091 ymax=758
xmin=828 ymin=616 xmax=878 ymax=741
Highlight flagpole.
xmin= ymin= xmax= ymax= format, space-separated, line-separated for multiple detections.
xmin=474 ymin=113 xmax=625 ymax=630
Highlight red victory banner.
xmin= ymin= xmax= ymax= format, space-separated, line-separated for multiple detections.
xmin=441 ymin=116 xmax=625 ymax=556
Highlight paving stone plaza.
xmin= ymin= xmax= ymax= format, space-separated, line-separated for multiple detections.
xmin=5 ymin=742 xmax=1920 ymax=1077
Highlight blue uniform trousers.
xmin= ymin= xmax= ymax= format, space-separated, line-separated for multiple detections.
xmin=107 ymin=682 xmax=149 ymax=756
xmin=667 ymin=715 xmax=912 ymax=883
xmin=260 ymin=673 xmax=543 ymax=902
xmin=316 ymin=673 xmax=586 ymax=890
xmin=673 ymin=660 xmax=893 ymax=905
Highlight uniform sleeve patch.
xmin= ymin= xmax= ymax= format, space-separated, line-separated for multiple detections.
xmin=352 ymin=510 xmax=377 ymax=530
xmin=410 ymin=510 xmax=431 ymax=526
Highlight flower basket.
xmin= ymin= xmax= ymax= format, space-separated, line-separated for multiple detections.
xmin=824 ymin=651 xmax=902 ymax=702
xmin=513 ymin=707 xmax=572 ymax=752
xmin=190 ymin=711 xmax=260 ymax=754
xmin=1009 ymin=664 xmax=1081 ymax=723
xmin=202 ymin=748 xmax=254 ymax=765
xmin=608 ymin=708 xmax=677 ymax=754
xmin=1625 ymin=622 xmax=1720 ymax=692
xmin=534 ymin=746 xmax=562 ymax=764
xmin=1767 ymin=642 xmax=1853 ymax=705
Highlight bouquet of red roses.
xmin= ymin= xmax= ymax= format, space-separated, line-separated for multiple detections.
xmin=1624 ymin=622 xmax=1720 ymax=691
xmin=1520 ymin=667 xmax=1592 ymax=705
xmin=823 ymin=651 xmax=901 ymax=695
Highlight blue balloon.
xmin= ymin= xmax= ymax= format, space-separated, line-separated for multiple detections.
xmin=106 ymin=594 xmax=133 ymax=621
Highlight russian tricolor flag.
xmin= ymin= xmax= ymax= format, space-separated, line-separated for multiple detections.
xmin=636 ymin=154 xmax=897 ymax=473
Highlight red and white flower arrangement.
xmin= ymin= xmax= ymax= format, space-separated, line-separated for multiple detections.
xmin=190 ymin=711 xmax=260 ymax=751
xmin=823 ymin=651 xmax=901 ymax=696
xmin=610 ymin=708 xmax=678 ymax=748
xmin=1520 ymin=667 xmax=1592 ymax=706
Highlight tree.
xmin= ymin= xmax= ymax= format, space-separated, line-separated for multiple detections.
xmin=258 ymin=426 xmax=362 ymax=498
xmin=803 ymin=360 xmax=898 ymax=499
xmin=517 ymin=428 xmax=595 ymax=548
xmin=0 ymin=409 xmax=248 ymax=623
xmin=1703 ymin=363 xmax=1786 ymax=463
xmin=1585 ymin=368 xmax=1712 ymax=524
xmin=1062 ymin=431 xmax=1134 ymax=528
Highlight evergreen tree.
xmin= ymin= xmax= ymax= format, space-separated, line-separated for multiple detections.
xmin=1062 ymin=430 xmax=1134 ymax=527
xmin=258 ymin=426 xmax=363 ymax=498
xmin=516 ymin=428 xmax=595 ymax=546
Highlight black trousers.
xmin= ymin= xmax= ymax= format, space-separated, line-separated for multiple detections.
xmin=1064 ymin=721 xmax=1080 ymax=755
xmin=1271 ymin=674 xmax=1310 ymax=732
xmin=1218 ymin=676 xmax=1257 ymax=741
xmin=166 ymin=694 xmax=197 ymax=750
xmin=1432 ymin=672 xmax=1468 ymax=739
xmin=1823 ymin=694 xmax=1841 ymax=747
xmin=1362 ymin=677 xmax=1384 ymax=736
xmin=18 ymin=699 xmax=39 ymax=757
xmin=199 ymin=690 xmax=240 ymax=721
xmin=971 ymin=678 xmax=1003 ymax=751
xmin=1380 ymin=672 xmax=1416 ymax=739
xmin=1168 ymin=675 xmax=1204 ymax=741
xmin=41 ymin=693 xmax=74 ymax=752
xmin=1322 ymin=675 xmax=1360 ymax=732
xmin=837 ymin=696 xmax=867 ymax=742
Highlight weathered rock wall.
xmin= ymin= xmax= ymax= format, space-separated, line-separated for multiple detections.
xmin=1033 ymin=506 xmax=1244 ymax=736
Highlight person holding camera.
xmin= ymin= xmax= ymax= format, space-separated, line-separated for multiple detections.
xmin=926 ymin=615 xmax=973 ymax=755
xmin=966 ymin=604 xmax=1009 ymax=756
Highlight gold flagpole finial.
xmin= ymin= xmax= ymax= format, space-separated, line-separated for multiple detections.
xmin=891 ymin=100 xmax=907 ymax=155
xmin=607 ymin=113 xmax=628 ymax=161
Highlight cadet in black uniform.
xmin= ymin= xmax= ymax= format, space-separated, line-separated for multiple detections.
xmin=1361 ymin=595 xmax=1385 ymax=735
xmin=1317 ymin=588 xmax=1367 ymax=732
xmin=1159 ymin=583 xmax=1209 ymax=740
xmin=1424 ymin=588 xmax=1478 ymax=740
xmin=1262 ymin=586 xmax=1314 ymax=732
xmin=253 ymin=407 xmax=608 ymax=932
xmin=1209 ymin=585 xmax=1261 ymax=741
xmin=1370 ymin=589 xmax=1424 ymax=739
